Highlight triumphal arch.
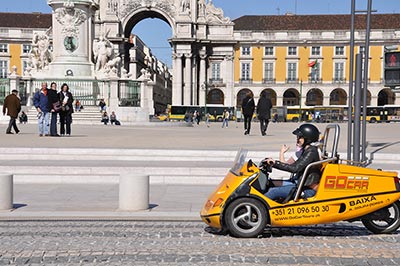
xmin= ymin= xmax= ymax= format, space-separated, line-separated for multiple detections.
xmin=97 ymin=0 xmax=235 ymax=106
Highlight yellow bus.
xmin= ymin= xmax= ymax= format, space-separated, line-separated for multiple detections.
xmin=286 ymin=106 xmax=314 ymax=122
xmin=168 ymin=104 xmax=235 ymax=121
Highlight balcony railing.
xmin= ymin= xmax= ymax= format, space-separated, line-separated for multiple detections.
xmin=286 ymin=78 xmax=299 ymax=84
xmin=308 ymin=77 xmax=323 ymax=84
xmin=262 ymin=78 xmax=276 ymax=84
xmin=209 ymin=78 xmax=224 ymax=85
xmin=333 ymin=78 xmax=346 ymax=84
xmin=239 ymin=78 xmax=253 ymax=84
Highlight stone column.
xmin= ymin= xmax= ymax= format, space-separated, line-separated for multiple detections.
xmin=108 ymin=78 xmax=119 ymax=112
xmin=184 ymin=53 xmax=192 ymax=105
xmin=172 ymin=53 xmax=183 ymax=105
xmin=199 ymin=52 xmax=207 ymax=106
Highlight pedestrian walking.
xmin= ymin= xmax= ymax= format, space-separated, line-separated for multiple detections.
xmin=205 ymin=112 xmax=211 ymax=127
xmin=2 ymin=89 xmax=21 ymax=134
xmin=59 ymin=83 xmax=74 ymax=136
xmin=221 ymin=109 xmax=229 ymax=128
xmin=33 ymin=82 xmax=50 ymax=137
xmin=257 ymin=91 xmax=273 ymax=136
xmin=241 ymin=92 xmax=255 ymax=135
xmin=48 ymin=82 xmax=61 ymax=137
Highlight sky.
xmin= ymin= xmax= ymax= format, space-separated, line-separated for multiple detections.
xmin=1 ymin=0 xmax=399 ymax=67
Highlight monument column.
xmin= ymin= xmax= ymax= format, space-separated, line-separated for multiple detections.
xmin=184 ymin=53 xmax=192 ymax=105
xmin=172 ymin=53 xmax=183 ymax=105
xmin=48 ymin=0 xmax=98 ymax=78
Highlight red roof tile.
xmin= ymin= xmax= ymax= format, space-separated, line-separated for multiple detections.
xmin=0 ymin=13 xmax=52 ymax=29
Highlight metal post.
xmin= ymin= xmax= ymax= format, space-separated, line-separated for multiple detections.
xmin=361 ymin=0 xmax=373 ymax=162
xmin=353 ymin=54 xmax=363 ymax=163
xmin=299 ymin=80 xmax=302 ymax=121
xmin=347 ymin=0 xmax=356 ymax=161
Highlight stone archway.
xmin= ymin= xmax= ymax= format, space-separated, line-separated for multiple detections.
xmin=207 ymin=88 xmax=224 ymax=104
xmin=378 ymin=88 xmax=396 ymax=106
xmin=283 ymin=88 xmax=299 ymax=106
xmin=98 ymin=0 xmax=235 ymax=106
xmin=306 ymin=88 xmax=323 ymax=106
xmin=330 ymin=88 xmax=347 ymax=105
xmin=260 ymin=88 xmax=277 ymax=106
xmin=237 ymin=88 xmax=253 ymax=107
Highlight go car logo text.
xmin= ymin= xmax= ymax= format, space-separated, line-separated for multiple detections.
xmin=324 ymin=176 xmax=369 ymax=191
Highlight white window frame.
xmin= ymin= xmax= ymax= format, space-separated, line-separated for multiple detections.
xmin=22 ymin=44 xmax=31 ymax=54
xmin=241 ymin=62 xmax=251 ymax=80
xmin=335 ymin=46 xmax=345 ymax=56
xmin=288 ymin=46 xmax=297 ymax=56
xmin=263 ymin=62 xmax=274 ymax=81
xmin=334 ymin=61 xmax=345 ymax=81
xmin=0 ymin=44 xmax=8 ymax=53
xmin=264 ymin=46 xmax=274 ymax=56
xmin=287 ymin=62 xmax=297 ymax=81
xmin=311 ymin=46 xmax=321 ymax=56
xmin=0 ymin=60 xmax=8 ymax=78
xmin=211 ymin=62 xmax=221 ymax=81
xmin=241 ymin=46 xmax=251 ymax=56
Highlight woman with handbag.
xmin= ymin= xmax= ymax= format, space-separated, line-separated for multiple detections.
xmin=48 ymin=82 xmax=61 ymax=137
xmin=58 ymin=83 xmax=74 ymax=136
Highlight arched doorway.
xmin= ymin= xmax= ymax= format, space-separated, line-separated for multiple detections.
xmin=283 ymin=89 xmax=299 ymax=106
xmin=330 ymin=88 xmax=347 ymax=105
xmin=260 ymin=88 xmax=277 ymax=106
xmin=378 ymin=89 xmax=396 ymax=106
xmin=207 ymin=88 xmax=224 ymax=104
xmin=306 ymin=88 xmax=323 ymax=106
xmin=237 ymin=89 xmax=253 ymax=107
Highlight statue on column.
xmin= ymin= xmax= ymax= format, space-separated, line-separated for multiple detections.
xmin=180 ymin=0 xmax=191 ymax=14
xmin=205 ymin=0 xmax=231 ymax=24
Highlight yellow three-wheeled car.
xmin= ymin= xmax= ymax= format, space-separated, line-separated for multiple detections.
xmin=201 ymin=124 xmax=400 ymax=237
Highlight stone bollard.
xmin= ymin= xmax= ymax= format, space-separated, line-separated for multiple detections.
xmin=0 ymin=174 xmax=13 ymax=210
xmin=119 ymin=174 xmax=149 ymax=211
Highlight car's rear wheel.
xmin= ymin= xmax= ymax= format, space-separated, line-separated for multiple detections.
xmin=362 ymin=201 xmax=400 ymax=234
xmin=224 ymin=198 xmax=267 ymax=238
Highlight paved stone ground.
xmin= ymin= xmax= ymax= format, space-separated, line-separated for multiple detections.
xmin=0 ymin=220 xmax=399 ymax=265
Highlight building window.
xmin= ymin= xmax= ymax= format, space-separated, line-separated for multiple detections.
xmin=334 ymin=62 xmax=345 ymax=82
xmin=241 ymin=46 xmax=251 ymax=56
xmin=264 ymin=62 xmax=274 ymax=82
xmin=211 ymin=62 xmax=221 ymax=81
xmin=22 ymin=44 xmax=31 ymax=54
xmin=22 ymin=60 xmax=29 ymax=74
xmin=0 ymin=60 xmax=8 ymax=78
xmin=0 ymin=44 xmax=8 ymax=53
xmin=241 ymin=63 xmax=251 ymax=80
xmin=310 ymin=64 xmax=321 ymax=82
xmin=335 ymin=46 xmax=344 ymax=56
xmin=288 ymin=46 xmax=297 ymax=56
xmin=359 ymin=46 xmax=366 ymax=55
xmin=311 ymin=46 xmax=321 ymax=56
xmin=287 ymin=62 xmax=297 ymax=81
xmin=265 ymin=46 xmax=274 ymax=56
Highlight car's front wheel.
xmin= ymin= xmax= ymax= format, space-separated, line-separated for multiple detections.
xmin=224 ymin=198 xmax=267 ymax=238
xmin=362 ymin=201 xmax=400 ymax=234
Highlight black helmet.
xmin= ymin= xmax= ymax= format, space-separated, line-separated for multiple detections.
xmin=292 ymin=124 xmax=319 ymax=145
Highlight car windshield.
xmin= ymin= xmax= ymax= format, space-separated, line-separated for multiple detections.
xmin=230 ymin=149 xmax=248 ymax=176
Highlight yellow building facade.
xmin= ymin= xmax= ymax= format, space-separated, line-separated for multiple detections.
xmin=231 ymin=14 xmax=400 ymax=109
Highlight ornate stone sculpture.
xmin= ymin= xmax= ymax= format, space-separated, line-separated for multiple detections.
xmin=180 ymin=0 xmax=190 ymax=14
xmin=205 ymin=0 xmax=231 ymax=24
xmin=93 ymin=31 xmax=115 ymax=71
xmin=28 ymin=30 xmax=52 ymax=71
xmin=55 ymin=0 xmax=87 ymax=52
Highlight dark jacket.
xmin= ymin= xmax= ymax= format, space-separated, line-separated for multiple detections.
xmin=33 ymin=89 xmax=50 ymax=113
xmin=257 ymin=95 xmax=272 ymax=119
xmin=3 ymin=93 xmax=21 ymax=118
xmin=273 ymin=145 xmax=321 ymax=186
xmin=58 ymin=91 xmax=74 ymax=115
xmin=241 ymin=96 xmax=255 ymax=117
xmin=47 ymin=89 xmax=60 ymax=111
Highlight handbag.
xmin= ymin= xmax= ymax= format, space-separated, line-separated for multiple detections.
xmin=52 ymin=101 xmax=62 ymax=112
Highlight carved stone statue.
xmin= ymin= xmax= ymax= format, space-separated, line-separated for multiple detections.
xmin=198 ymin=0 xmax=206 ymax=17
xmin=93 ymin=32 xmax=114 ymax=71
xmin=205 ymin=0 xmax=231 ymax=24
xmin=180 ymin=0 xmax=190 ymax=14
xmin=28 ymin=31 xmax=52 ymax=71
